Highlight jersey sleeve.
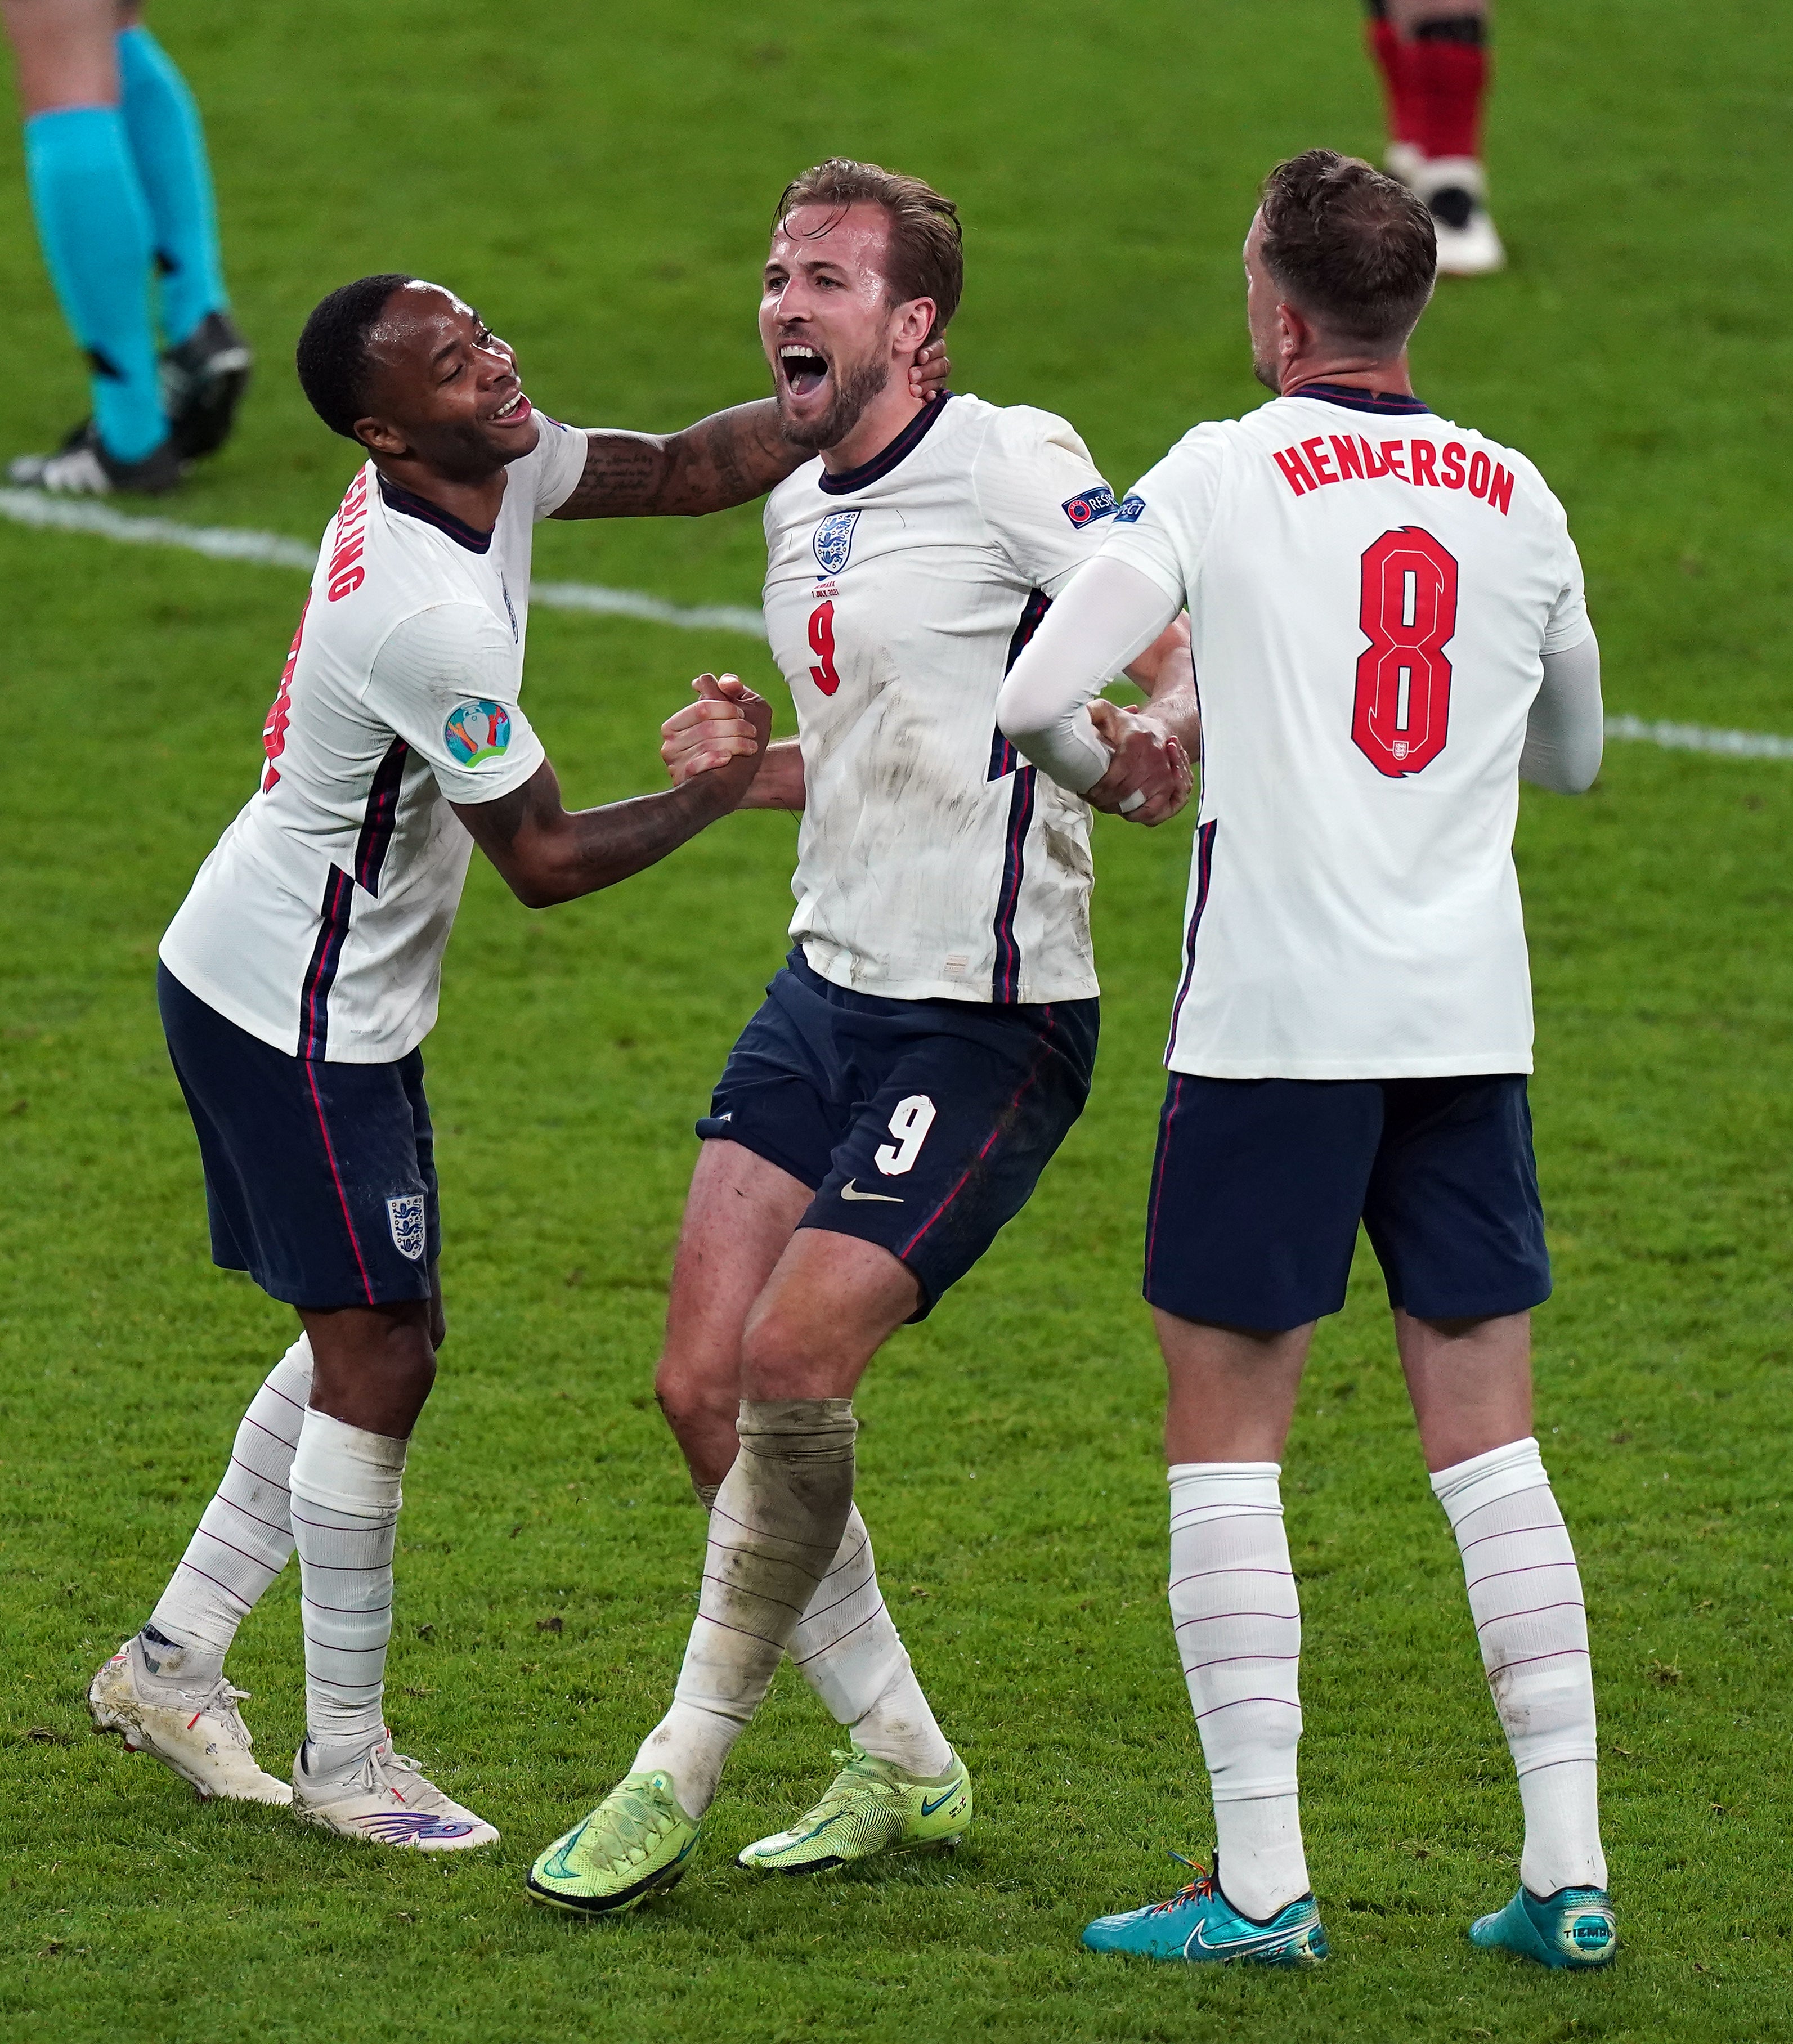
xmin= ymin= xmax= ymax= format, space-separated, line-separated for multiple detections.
xmin=367 ymin=604 xmax=547 ymax=805
xmin=971 ymin=405 xmax=1124 ymax=598
xmin=515 ymin=414 xmax=590 ymax=520
xmin=1096 ymin=423 xmax=1230 ymax=608
xmin=1541 ymin=519 xmax=1592 ymax=655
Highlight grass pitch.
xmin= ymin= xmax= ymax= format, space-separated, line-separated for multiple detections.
xmin=3 ymin=1 xmax=1791 ymax=2039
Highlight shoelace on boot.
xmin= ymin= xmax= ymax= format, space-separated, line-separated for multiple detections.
xmin=1146 ymin=1852 xmax=1218 ymax=1916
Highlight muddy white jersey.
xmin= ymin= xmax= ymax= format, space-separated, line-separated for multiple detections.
xmin=1100 ymin=384 xmax=1590 ymax=1079
xmin=763 ymin=392 xmax=1121 ymax=1005
xmin=159 ymin=419 xmax=588 ymax=1061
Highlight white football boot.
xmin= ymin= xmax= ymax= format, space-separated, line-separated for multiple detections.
xmin=1415 ymin=156 xmax=1506 ymax=276
xmin=1384 ymin=140 xmax=1425 ymax=189
xmin=88 ymin=1635 xmax=292 ymax=1804
xmin=292 ymin=1733 xmax=499 ymax=1850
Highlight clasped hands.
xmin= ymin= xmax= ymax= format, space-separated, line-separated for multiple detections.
xmin=1083 ymin=698 xmax=1194 ymax=827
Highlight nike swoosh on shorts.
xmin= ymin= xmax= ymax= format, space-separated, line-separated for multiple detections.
xmin=840 ymin=1180 xmax=903 ymax=1203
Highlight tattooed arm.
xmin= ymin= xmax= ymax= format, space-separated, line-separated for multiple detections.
xmin=549 ymin=401 xmax=800 ymax=521
xmin=549 ymin=345 xmax=952 ymax=520
xmin=450 ymin=688 xmax=772 ymax=907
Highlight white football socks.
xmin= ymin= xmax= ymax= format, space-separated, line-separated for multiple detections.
xmin=289 ymin=1408 xmax=407 ymax=1769
xmin=1168 ymin=1461 xmax=1308 ymax=1921
xmin=143 ymin=1335 xmax=314 ymax=1687
xmin=1432 ymin=1436 xmax=1607 ymax=1895
xmin=634 ymin=1399 xmax=858 ymax=1817
xmin=790 ymin=1504 xmax=953 ymax=1778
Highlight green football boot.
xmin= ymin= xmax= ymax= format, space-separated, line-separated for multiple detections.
xmin=526 ymin=1770 xmax=702 ymax=1917
xmin=737 ymin=1746 xmax=971 ymax=1874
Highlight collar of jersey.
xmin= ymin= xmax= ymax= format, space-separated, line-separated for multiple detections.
xmin=817 ymin=391 xmax=952 ymax=496
xmin=1287 ymin=381 xmax=1429 ymax=417
xmin=376 ymin=472 xmax=495 ymax=554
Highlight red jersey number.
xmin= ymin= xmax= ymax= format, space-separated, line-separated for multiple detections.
xmin=808 ymin=599 xmax=840 ymax=697
xmin=1351 ymin=526 xmax=1458 ymax=778
xmin=261 ymin=594 xmax=310 ymax=792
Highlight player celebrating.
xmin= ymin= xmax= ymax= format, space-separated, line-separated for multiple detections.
xmin=82 ymin=272 xmax=954 ymax=1848
xmin=999 ymin=150 xmax=1612 ymax=1968
xmin=526 ymin=158 xmax=1195 ymax=1915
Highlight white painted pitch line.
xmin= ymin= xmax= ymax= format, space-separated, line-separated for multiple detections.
xmin=1602 ymin=714 xmax=1793 ymax=763
xmin=0 ymin=487 xmax=768 ymax=639
xmin=3 ymin=490 xmax=1789 ymax=759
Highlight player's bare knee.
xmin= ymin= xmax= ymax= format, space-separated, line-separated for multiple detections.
xmin=737 ymin=1315 xmax=841 ymax=1401
xmin=653 ymin=1353 xmax=728 ymax=1429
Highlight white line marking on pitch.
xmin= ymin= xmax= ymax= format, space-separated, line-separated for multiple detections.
xmin=3 ymin=491 xmax=1790 ymax=760
xmin=0 ymin=487 xmax=768 ymax=639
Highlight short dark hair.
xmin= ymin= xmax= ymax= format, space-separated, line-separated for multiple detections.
xmin=1258 ymin=149 xmax=1436 ymax=350
xmin=773 ymin=159 xmax=963 ymax=344
xmin=295 ymin=274 xmax=416 ymax=441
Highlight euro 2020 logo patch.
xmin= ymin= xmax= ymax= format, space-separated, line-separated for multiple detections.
xmin=443 ymin=700 xmax=511 ymax=768
xmin=812 ymin=508 xmax=860 ymax=577
xmin=387 ymin=1194 xmax=426 ymax=1262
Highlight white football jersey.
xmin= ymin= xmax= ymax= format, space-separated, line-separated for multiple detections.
xmin=1101 ymin=384 xmax=1590 ymax=1080
xmin=160 ymin=419 xmax=588 ymax=1061
xmin=763 ymin=392 xmax=1121 ymax=1005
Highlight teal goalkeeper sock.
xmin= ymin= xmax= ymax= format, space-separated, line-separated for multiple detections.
xmin=116 ymin=25 xmax=227 ymax=347
xmin=23 ymin=104 xmax=165 ymax=462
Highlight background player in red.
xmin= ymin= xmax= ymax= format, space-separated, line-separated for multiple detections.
xmin=1364 ymin=0 xmax=1503 ymax=276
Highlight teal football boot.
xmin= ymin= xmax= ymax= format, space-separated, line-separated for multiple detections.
xmin=1470 ymin=1885 xmax=1616 ymax=1969
xmin=1083 ymin=1855 xmax=1329 ymax=1967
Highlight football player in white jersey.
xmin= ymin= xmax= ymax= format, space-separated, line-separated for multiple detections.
xmin=999 ymin=150 xmax=1614 ymax=1970
xmin=526 ymin=159 xmax=1196 ymax=1916
xmin=88 ymin=274 xmax=947 ymax=1850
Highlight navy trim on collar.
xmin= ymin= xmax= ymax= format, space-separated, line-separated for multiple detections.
xmin=817 ymin=392 xmax=952 ymax=496
xmin=378 ymin=473 xmax=495 ymax=554
xmin=1290 ymin=381 xmax=1429 ymax=417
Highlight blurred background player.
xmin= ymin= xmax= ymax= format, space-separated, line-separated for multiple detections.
xmin=2 ymin=0 xmax=249 ymax=495
xmin=1364 ymin=0 xmax=1503 ymax=275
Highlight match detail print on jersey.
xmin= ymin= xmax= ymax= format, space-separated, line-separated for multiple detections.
xmin=1353 ymin=527 xmax=1459 ymax=778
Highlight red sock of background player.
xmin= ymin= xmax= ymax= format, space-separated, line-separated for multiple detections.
xmin=1364 ymin=2 xmax=1423 ymax=155
xmin=1408 ymin=14 xmax=1490 ymax=163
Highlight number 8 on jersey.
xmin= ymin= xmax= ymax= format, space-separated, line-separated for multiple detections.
xmin=1352 ymin=525 xmax=1458 ymax=778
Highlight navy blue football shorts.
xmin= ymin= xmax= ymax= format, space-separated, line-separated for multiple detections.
xmin=1143 ymin=1071 xmax=1550 ymax=1333
xmin=159 ymin=962 xmax=441 ymax=1310
xmin=697 ymin=949 xmax=1099 ymax=1318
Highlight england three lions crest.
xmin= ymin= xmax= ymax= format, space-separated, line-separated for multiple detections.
xmin=812 ymin=509 xmax=860 ymax=577
xmin=387 ymin=1194 xmax=426 ymax=1262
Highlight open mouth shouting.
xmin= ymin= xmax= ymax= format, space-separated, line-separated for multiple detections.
xmin=487 ymin=386 xmax=533 ymax=428
xmin=778 ymin=343 xmax=831 ymax=401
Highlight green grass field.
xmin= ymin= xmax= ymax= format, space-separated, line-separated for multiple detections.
xmin=3 ymin=1 xmax=1791 ymax=2038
